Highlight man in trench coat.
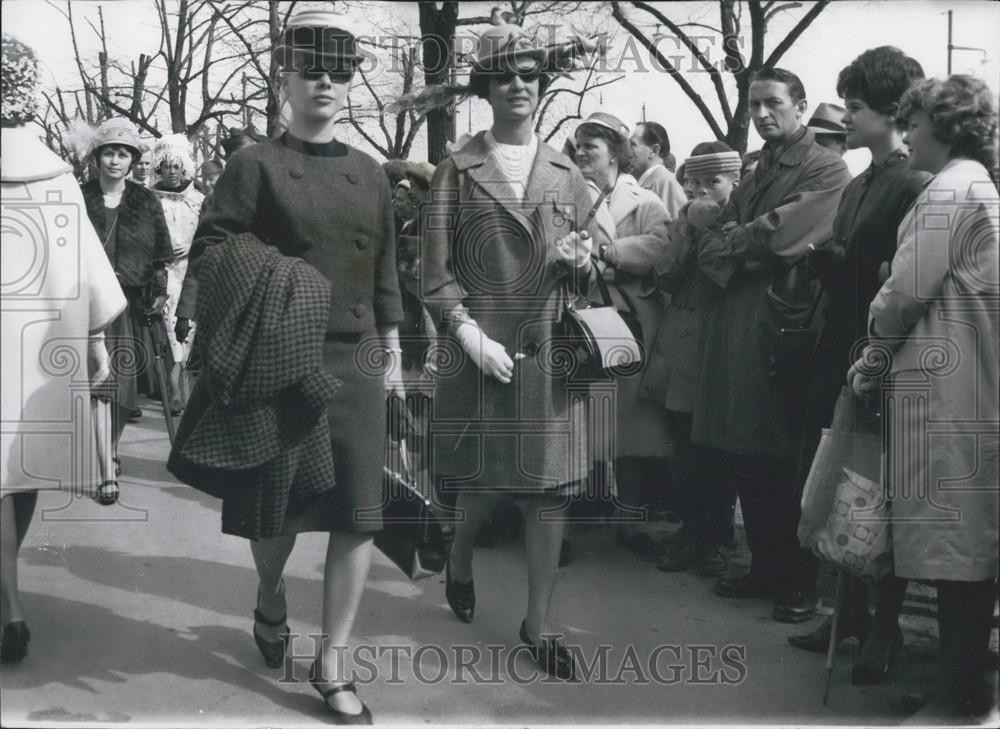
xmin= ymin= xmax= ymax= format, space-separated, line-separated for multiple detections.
xmin=693 ymin=67 xmax=851 ymax=621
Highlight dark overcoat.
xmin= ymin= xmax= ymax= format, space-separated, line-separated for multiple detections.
xmin=421 ymin=132 xmax=598 ymax=495
xmin=692 ymin=129 xmax=851 ymax=461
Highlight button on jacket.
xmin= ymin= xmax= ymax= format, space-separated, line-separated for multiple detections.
xmin=178 ymin=134 xmax=403 ymax=334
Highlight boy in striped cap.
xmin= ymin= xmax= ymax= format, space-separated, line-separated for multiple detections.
xmin=644 ymin=141 xmax=742 ymax=576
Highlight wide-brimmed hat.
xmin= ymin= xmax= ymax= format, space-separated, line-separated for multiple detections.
xmin=470 ymin=24 xmax=547 ymax=75
xmin=576 ymin=110 xmax=630 ymax=140
xmin=807 ymin=102 xmax=847 ymax=136
xmin=91 ymin=117 xmax=142 ymax=156
xmin=273 ymin=9 xmax=362 ymax=71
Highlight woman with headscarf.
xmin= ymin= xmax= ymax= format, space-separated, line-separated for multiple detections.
xmin=421 ymin=23 xmax=598 ymax=682
xmin=151 ymin=134 xmax=205 ymax=414
xmin=1 ymin=34 xmax=125 ymax=662
xmin=177 ymin=10 xmax=403 ymax=722
xmin=573 ymin=111 xmax=672 ymax=559
xmin=849 ymin=74 xmax=998 ymax=723
xmin=80 ymin=117 xmax=173 ymax=500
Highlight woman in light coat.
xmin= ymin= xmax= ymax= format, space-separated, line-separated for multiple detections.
xmin=574 ymin=112 xmax=672 ymax=552
xmin=850 ymin=75 xmax=998 ymax=723
xmin=1 ymin=34 xmax=125 ymax=663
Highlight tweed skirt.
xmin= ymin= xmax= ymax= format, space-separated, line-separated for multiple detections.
xmin=281 ymin=333 xmax=386 ymax=535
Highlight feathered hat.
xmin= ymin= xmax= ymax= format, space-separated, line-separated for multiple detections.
xmin=152 ymin=133 xmax=196 ymax=179
xmin=387 ymin=20 xmax=604 ymax=117
xmin=2 ymin=34 xmax=40 ymax=126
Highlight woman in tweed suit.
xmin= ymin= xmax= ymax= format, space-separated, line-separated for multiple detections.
xmin=421 ymin=24 xmax=597 ymax=681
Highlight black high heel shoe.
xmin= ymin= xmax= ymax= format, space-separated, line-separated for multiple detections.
xmin=851 ymin=625 xmax=903 ymax=685
xmin=445 ymin=553 xmax=475 ymax=623
xmin=309 ymin=659 xmax=373 ymax=725
xmin=0 ymin=621 xmax=30 ymax=664
xmin=519 ymin=619 xmax=576 ymax=681
xmin=252 ymin=582 xmax=289 ymax=669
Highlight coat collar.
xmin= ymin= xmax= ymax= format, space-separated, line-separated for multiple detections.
xmin=762 ymin=126 xmax=814 ymax=168
xmin=608 ymin=173 xmax=642 ymax=225
xmin=637 ymin=163 xmax=666 ymax=187
xmin=1 ymin=126 xmax=72 ymax=183
xmin=451 ymin=130 xmax=573 ymax=214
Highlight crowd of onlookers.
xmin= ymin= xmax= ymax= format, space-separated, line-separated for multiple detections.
xmin=2 ymin=17 xmax=997 ymax=724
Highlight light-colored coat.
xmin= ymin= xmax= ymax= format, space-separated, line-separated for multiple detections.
xmin=867 ymin=157 xmax=999 ymax=582
xmin=592 ymin=174 xmax=672 ymax=458
xmin=2 ymin=127 xmax=126 ymax=495
xmin=637 ymin=163 xmax=687 ymax=221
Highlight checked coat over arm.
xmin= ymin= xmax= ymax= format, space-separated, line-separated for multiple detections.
xmin=420 ymin=131 xmax=599 ymax=495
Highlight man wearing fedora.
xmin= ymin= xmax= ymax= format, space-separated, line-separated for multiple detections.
xmin=693 ymin=67 xmax=851 ymax=623
xmin=808 ymin=102 xmax=849 ymax=156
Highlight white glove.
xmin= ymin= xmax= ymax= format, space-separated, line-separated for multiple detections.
xmin=454 ymin=320 xmax=514 ymax=384
xmin=555 ymin=230 xmax=593 ymax=268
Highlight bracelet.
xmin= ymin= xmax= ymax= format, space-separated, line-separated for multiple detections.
xmin=383 ymin=347 xmax=403 ymax=353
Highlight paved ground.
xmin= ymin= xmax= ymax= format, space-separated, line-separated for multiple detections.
xmin=0 ymin=399 xmax=994 ymax=726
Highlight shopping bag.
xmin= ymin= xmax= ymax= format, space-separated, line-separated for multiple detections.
xmin=813 ymin=466 xmax=893 ymax=584
xmin=798 ymin=388 xmax=891 ymax=583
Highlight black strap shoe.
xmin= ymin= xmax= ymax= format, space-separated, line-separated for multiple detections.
xmin=851 ymin=625 xmax=903 ymax=685
xmin=519 ymin=620 xmax=576 ymax=681
xmin=252 ymin=582 xmax=288 ymax=669
xmin=310 ymin=661 xmax=373 ymax=725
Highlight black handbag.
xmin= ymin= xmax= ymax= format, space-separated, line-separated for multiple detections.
xmin=561 ymin=258 xmax=644 ymax=381
xmin=374 ymin=436 xmax=450 ymax=581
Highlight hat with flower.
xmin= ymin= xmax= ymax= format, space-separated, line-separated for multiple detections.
xmin=153 ymin=133 xmax=196 ymax=180
xmin=2 ymin=34 xmax=41 ymax=126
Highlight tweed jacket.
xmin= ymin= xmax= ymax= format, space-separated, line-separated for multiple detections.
xmin=421 ymin=131 xmax=597 ymax=493
xmin=81 ymin=178 xmax=172 ymax=298
xmin=177 ymin=134 xmax=403 ymax=334
xmin=692 ymin=128 xmax=851 ymax=460
xmin=167 ymin=233 xmax=340 ymax=540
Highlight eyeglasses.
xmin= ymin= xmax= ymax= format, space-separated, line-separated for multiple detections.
xmin=495 ymin=66 xmax=542 ymax=85
xmin=299 ymin=65 xmax=355 ymax=84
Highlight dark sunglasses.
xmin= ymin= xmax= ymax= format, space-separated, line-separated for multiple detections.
xmin=495 ymin=66 xmax=542 ymax=85
xmin=299 ymin=65 xmax=355 ymax=84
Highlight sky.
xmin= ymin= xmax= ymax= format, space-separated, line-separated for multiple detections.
xmin=3 ymin=0 xmax=999 ymax=176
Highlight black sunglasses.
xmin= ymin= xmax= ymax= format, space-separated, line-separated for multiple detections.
xmin=299 ymin=65 xmax=356 ymax=84
xmin=495 ymin=66 xmax=542 ymax=85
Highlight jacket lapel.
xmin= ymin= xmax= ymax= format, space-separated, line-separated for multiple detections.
xmin=608 ymin=175 xmax=641 ymax=226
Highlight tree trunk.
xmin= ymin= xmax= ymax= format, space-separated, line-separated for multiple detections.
xmin=419 ymin=1 xmax=458 ymax=164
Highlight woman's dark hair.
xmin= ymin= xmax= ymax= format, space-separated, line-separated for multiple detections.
xmin=575 ymin=123 xmax=632 ymax=174
xmin=751 ymin=66 xmax=806 ymax=103
xmin=836 ymin=46 xmax=924 ymax=123
xmin=637 ymin=121 xmax=670 ymax=159
xmin=95 ymin=143 xmax=139 ymax=172
xmin=470 ymin=69 xmax=551 ymax=101
xmin=689 ymin=140 xmax=735 ymax=157
xmin=899 ymin=75 xmax=998 ymax=175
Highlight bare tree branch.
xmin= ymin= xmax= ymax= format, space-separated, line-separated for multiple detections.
xmin=763 ymin=0 xmax=830 ymax=67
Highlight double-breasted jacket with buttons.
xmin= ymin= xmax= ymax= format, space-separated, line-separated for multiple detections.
xmin=178 ymin=135 xmax=403 ymax=334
